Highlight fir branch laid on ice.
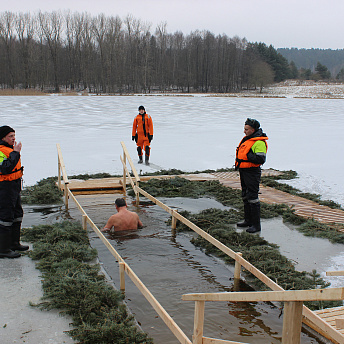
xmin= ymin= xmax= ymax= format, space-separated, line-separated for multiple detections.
xmin=21 ymin=221 xmax=153 ymax=344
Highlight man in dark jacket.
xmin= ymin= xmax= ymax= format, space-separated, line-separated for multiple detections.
xmin=235 ymin=118 xmax=268 ymax=233
xmin=0 ymin=125 xmax=28 ymax=258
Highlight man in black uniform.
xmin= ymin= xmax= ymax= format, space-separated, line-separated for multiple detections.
xmin=0 ymin=126 xmax=28 ymax=258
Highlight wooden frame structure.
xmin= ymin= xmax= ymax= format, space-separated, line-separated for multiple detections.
xmin=183 ymin=288 xmax=344 ymax=344
xmin=56 ymin=143 xmax=344 ymax=344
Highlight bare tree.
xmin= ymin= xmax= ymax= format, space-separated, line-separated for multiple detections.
xmin=38 ymin=11 xmax=63 ymax=92
xmin=15 ymin=12 xmax=36 ymax=88
xmin=0 ymin=12 xmax=16 ymax=88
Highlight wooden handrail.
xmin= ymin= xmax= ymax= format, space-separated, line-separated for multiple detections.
xmin=182 ymin=288 xmax=344 ymax=302
xmin=326 ymin=271 xmax=344 ymax=276
xmin=184 ymin=288 xmax=344 ymax=344
xmin=56 ymin=144 xmax=69 ymax=185
xmin=120 ymin=141 xmax=140 ymax=182
xmin=120 ymin=155 xmax=137 ymax=190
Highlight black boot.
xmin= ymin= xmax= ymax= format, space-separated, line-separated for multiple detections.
xmin=137 ymin=147 xmax=143 ymax=163
xmin=10 ymin=222 xmax=29 ymax=251
xmin=145 ymin=146 xmax=150 ymax=165
xmin=246 ymin=202 xmax=261 ymax=233
xmin=0 ymin=228 xmax=21 ymax=258
xmin=237 ymin=202 xmax=252 ymax=227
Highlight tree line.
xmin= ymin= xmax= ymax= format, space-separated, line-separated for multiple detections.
xmin=0 ymin=11 xmax=295 ymax=93
xmin=278 ymin=48 xmax=344 ymax=81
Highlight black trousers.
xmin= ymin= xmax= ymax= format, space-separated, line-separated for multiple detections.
xmin=0 ymin=179 xmax=23 ymax=227
xmin=239 ymin=167 xmax=261 ymax=203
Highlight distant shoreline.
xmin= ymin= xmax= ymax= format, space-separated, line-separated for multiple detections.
xmin=1 ymin=80 xmax=344 ymax=99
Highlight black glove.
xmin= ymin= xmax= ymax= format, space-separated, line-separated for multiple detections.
xmin=148 ymin=134 xmax=153 ymax=143
xmin=132 ymin=136 xmax=135 ymax=141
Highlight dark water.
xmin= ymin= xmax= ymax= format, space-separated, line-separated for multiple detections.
xmin=23 ymin=194 xmax=323 ymax=344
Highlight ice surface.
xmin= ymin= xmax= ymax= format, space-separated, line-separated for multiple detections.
xmin=2 ymin=94 xmax=343 ymax=206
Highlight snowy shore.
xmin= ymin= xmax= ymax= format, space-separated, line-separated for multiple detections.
xmin=217 ymin=80 xmax=344 ymax=99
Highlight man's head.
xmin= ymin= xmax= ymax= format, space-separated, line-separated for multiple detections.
xmin=0 ymin=126 xmax=15 ymax=145
xmin=115 ymin=198 xmax=127 ymax=209
xmin=138 ymin=105 xmax=145 ymax=114
xmin=244 ymin=118 xmax=260 ymax=137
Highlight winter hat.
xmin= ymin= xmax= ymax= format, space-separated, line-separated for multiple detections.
xmin=0 ymin=125 xmax=15 ymax=140
xmin=138 ymin=105 xmax=145 ymax=111
xmin=245 ymin=118 xmax=260 ymax=130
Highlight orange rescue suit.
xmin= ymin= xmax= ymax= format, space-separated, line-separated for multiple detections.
xmin=132 ymin=113 xmax=153 ymax=155
xmin=0 ymin=145 xmax=23 ymax=181
xmin=235 ymin=136 xmax=268 ymax=169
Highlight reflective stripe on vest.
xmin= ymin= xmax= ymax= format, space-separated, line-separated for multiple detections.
xmin=0 ymin=145 xmax=23 ymax=181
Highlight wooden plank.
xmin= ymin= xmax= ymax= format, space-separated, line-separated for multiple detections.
xmin=120 ymin=141 xmax=140 ymax=182
xmin=193 ymin=301 xmax=205 ymax=344
xmin=120 ymin=155 xmax=137 ymax=190
xmin=124 ymin=263 xmax=192 ymax=344
xmin=327 ymin=271 xmax=344 ymax=277
xmin=56 ymin=144 xmax=69 ymax=185
xmin=302 ymin=306 xmax=344 ymax=344
xmin=203 ymin=337 xmax=248 ymax=344
xmin=282 ymin=301 xmax=303 ymax=344
xmin=67 ymin=178 xmax=123 ymax=191
xmin=182 ymin=288 xmax=344 ymax=302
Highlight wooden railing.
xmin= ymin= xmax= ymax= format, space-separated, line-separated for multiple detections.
xmin=56 ymin=142 xmax=344 ymax=344
xmin=183 ymin=288 xmax=344 ymax=344
xmin=57 ymin=144 xmax=69 ymax=208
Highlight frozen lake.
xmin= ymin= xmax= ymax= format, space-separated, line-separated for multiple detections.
xmin=1 ymin=94 xmax=343 ymax=207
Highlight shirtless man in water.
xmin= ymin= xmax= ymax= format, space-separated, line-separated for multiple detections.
xmin=102 ymin=198 xmax=143 ymax=232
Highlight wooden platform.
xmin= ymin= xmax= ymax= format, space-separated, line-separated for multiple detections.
xmin=313 ymin=306 xmax=344 ymax=337
xmin=63 ymin=169 xmax=344 ymax=226
xmin=66 ymin=177 xmax=123 ymax=194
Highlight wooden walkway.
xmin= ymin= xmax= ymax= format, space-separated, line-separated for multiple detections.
xmin=313 ymin=306 xmax=344 ymax=338
xmin=66 ymin=169 xmax=344 ymax=225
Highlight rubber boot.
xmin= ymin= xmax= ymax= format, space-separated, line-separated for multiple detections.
xmin=246 ymin=202 xmax=261 ymax=233
xmin=145 ymin=146 xmax=150 ymax=165
xmin=237 ymin=202 xmax=252 ymax=227
xmin=10 ymin=222 xmax=29 ymax=251
xmin=0 ymin=228 xmax=21 ymax=258
xmin=137 ymin=147 xmax=143 ymax=164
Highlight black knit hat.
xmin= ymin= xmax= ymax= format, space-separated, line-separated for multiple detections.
xmin=245 ymin=118 xmax=260 ymax=130
xmin=0 ymin=125 xmax=15 ymax=140
xmin=138 ymin=105 xmax=145 ymax=111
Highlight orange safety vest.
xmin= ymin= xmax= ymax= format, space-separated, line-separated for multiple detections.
xmin=0 ymin=145 xmax=23 ymax=181
xmin=132 ymin=113 xmax=153 ymax=138
xmin=235 ymin=136 xmax=268 ymax=169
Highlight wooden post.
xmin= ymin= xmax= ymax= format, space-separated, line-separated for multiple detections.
xmin=57 ymin=159 xmax=61 ymax=190
xmin=171 ymin=210 xmax=178 ymax=230
xmin=82 ymin=215 xmax=87 ymax=231
xmin=282 ymin=301 xmax=303 ymax=344
xmin=123 ymin=150 xmax=127 ymax=195
xmin=234 ymin=252 xmax=243 ymax=280
xmin=119 ymin=262 xmax=126 ymax=292
xmin=193 ymin=301 xmax=205 ymax=344
xmin=64 ymin=184 xmax=69 ymax=209
xmin=135 ymin=181 xmax=140 ymax=205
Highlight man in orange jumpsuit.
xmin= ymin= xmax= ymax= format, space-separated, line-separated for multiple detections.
xmin=132 ymin=105 xmax=153 ymax=165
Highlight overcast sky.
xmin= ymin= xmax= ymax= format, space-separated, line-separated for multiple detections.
xmin=1 ymin=0 xmax=343 ymax=49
